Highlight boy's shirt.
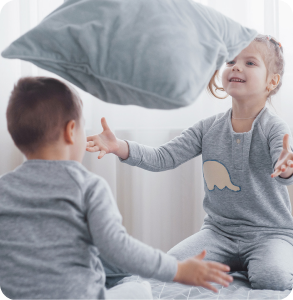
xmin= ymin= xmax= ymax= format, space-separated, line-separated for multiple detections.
xmin=0 ymin=160 xmax=177 ymax=299
xmin=121 ymin=107 xmax=293 ymax=242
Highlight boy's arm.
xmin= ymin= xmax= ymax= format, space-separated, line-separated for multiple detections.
xmin=85 ymin=177 xmax=232 ymax=291
xmin=118 ymin=122 xmax=204 ymax=172
xmin=86 ymin=176 xmax=177 ymax=282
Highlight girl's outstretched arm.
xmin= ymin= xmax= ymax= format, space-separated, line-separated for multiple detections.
xmin=86 ymin=117 xmax=205 ymax=172
xmin=117 ymin=117 xmax=206 ymax=172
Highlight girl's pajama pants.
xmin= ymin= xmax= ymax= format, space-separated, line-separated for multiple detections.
xmin=167 ymin=228 xmax=293 ymax=291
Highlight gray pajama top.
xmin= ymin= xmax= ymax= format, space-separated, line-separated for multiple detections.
xmin=121 ymin=107 xmax=293 ymax=241
xmin=0 ymin=160 xmax=177 ymax=299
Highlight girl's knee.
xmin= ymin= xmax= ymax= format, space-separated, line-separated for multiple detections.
xmin=250 ymin=268 xmax=292 ymax=291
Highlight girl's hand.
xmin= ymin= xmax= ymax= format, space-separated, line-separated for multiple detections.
xmin=271 ymin=134 xmax=293 ymax=179
xmin=173 ymin=250 xmax=233 ymax=293
xmin=86 ymin=117 xmax=119 ymax=159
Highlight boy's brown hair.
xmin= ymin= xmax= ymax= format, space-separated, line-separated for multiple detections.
xmin=6 ymin=76 xmax=82 ymax=154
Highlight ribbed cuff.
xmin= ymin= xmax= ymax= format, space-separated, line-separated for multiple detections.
xmin=118 ymin=140 xmax=142 ymax=166
xmin=274 ymin=173 xmax=293 ymax=186
xmin=157 ymin=253 xmax=178 ymax=282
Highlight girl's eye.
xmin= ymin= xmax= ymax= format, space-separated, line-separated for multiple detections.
xmin=226 ymin=61 xmax=235 ymax=65
xmin=247 ymin=61 xmax=255 ymax=66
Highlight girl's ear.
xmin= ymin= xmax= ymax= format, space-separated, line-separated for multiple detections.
xmin=64 ymin=120 xmax=76 ymax=145
xmin=269 ymin=73 xmax=281 ymax=90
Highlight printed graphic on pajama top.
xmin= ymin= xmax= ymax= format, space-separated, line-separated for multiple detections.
xmin=203 ymin=160 xmax=241 ymax=192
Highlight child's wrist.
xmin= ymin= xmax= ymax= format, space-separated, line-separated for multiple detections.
xmin=173 ymin=261 xmax=183 ymax=282
xmin=279 ymin=168 xmax=293 ymax=179
xmin=113 ymin=139 xmax=129 ymax=160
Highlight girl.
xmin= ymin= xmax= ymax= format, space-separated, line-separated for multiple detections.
xmin=86 ymin=34 xmax=293 ymax=291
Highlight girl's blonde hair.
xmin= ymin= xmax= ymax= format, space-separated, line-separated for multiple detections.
xmin=207 ymin=34 xmax=285 ymax=101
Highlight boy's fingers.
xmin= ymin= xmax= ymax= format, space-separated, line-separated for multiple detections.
xmin=201 ymin=282 xmax=218 ymax=293
xmin=281 ymin=164 xmax=287 ymax=172
xmin=207 ymin=261 xmax=230 ymax=272
xmin=210 ymin=270 xmax=233 ymax=283
xmin=209 ymin=275 xmax=229 ymax=287
xmin=194 ymin=250 xmax=206 ymax=260
xmin=287 ymin=160 xmax=293 ymax=168
xmin=224 ymin=273 xmax=233 ymax=282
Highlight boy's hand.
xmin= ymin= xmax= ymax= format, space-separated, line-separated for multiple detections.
xmin=271 ymin=134 xmax=293 ymax=179
xmin=86 ymin=117 xmax=119 ymax=159
xmin=173 ymin=250 xmax=233 ymax=293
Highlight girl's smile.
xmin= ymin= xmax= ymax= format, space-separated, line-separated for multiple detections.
xmin=222 ymin=43 xmax=269 ymax=102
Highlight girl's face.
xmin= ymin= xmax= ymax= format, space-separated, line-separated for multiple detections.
xmin=222 ymin=43 xmax=269 ymax=101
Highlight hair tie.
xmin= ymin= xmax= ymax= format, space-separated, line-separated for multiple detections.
xmin=267 ymin=35 xmax=282 ymax=48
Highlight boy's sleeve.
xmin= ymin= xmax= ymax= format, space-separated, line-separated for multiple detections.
xmin=119 ymin=120 xmax=204 ymax=171
xmin=85 ymin=176 xmax=178 ymax=282
xmin=268 ymin=120 xmax=293 ymax=185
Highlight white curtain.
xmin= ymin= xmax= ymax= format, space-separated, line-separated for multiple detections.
xmin=1 ymin=0 xmax=293 ymax=252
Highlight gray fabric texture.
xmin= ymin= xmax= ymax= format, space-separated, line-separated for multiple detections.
xmin=1 ymin=0 xmax=257 ymax=109
xmin=120 ymin=107 xmax=293 ymax=241
xmin=99 ymin=256 xmax=132 ymax=289
xmin=0 ymin=160 xmax=177 ymax=299
xmin=167 ymin=228 xmax=293 ymax=291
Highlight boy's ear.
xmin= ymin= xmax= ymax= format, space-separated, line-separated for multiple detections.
xmin=64 ymin=120 xmax=76 ymax=145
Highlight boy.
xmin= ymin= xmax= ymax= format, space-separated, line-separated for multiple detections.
xmin=0 ymin=77 xmax=232 ymax=299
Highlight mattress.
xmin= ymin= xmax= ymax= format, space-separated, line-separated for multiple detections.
xmin=118 ymin=271 xmax=292 ymax=299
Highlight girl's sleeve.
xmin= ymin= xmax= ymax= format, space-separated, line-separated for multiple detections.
xmin=85 ymin=176 xmax=178 ymax=282
xmin=119 ymin=120 xmax=204 ymax=172
xmin=268 ymin=120 xmax=293 ymax=185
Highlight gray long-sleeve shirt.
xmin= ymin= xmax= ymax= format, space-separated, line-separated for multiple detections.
xmin=120 ymin=107 xmax=293 ymax=241
xmin=0 ymin=160 xmax=177 ymax=299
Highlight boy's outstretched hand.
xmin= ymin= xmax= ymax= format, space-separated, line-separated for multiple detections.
xmin=86 ymin=117 xmax=119 ymax=159
xmin=173 ymin=250 xmax=233 ymax=293
xmin=271 ymin=134 xmax=293 ymax=179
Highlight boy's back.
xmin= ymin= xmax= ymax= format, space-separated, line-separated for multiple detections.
xmin=0 ymin=159 xmax=179 ymax=299
xmin=0 ymin=160 xmax=106 ymax=299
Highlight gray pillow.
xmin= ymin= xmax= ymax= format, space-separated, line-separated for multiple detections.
xmin=1 ymin=0 xmax=257 ymax=109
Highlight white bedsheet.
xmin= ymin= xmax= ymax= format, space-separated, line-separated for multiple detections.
xmin=118 ymin=272 xmax=292 ymax=299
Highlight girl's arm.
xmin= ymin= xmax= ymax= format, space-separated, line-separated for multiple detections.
xmin=268 ymin=121 xmax=293 ymax=184
xmin=117 ymin=127 xmax=203 ymax=171
xmin=113 ymin=139 xmax=129 ymax=160
xmin=86 ymin=117 xmax=204 ymax=172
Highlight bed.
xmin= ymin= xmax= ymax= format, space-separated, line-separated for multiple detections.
xmin=118 ymin=272 xmax=292 ymax=299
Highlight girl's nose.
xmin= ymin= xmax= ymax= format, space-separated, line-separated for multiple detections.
xmin=232 ymin=65 xmax=242 ymax=72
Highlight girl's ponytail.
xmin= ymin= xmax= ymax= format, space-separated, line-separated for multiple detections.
xmin=207 ymin=70 xmax=229 ymax=99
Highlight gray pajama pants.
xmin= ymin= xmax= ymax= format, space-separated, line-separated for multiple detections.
xmin=167 ymin=228 xmax=293 ymax=291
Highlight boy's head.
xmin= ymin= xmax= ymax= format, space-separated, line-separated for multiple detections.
xmin=6 ymin=76 xmax=86 ymax=162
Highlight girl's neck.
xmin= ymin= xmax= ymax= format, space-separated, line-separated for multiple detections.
xmin=231 ymin=98 xmax=266 ymax=133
